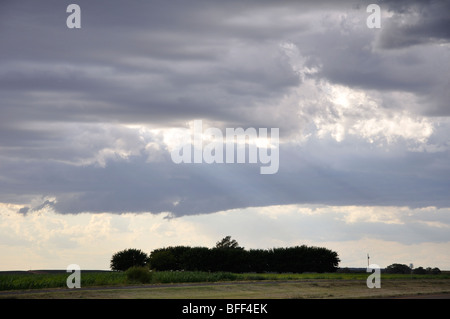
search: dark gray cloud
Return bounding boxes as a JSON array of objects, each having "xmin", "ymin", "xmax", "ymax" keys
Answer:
[
  {"xmin": 289, "ymin": 1, "xmax": 450, "ymax": 116},
  {"xmin": 1, "ymin": 138, "xmax": 449, "ymax": 216},
  {"xmin": 0, "ymin": 0, "xmax": 306, "ymax": 129},
  {"xmin": 379, "ymin": 0, "xmax": 450, "ymax": 48},
  {"xmin": 1, "ymin": 0, "xmax": 449, "ymax": 217}
]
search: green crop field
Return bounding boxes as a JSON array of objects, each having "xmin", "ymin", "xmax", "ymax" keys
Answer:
[
  {"xmin": 2, "ymin": 270, "xmax": 450, "ymax": 291},
  {"xmin": 1, "ymin": 271, "xmax": 450, "ymax": 299}
]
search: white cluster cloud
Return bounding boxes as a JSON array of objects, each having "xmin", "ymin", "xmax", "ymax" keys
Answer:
[{"xmin": 297, "ymin": 79, "xmax": 434, "ymax": 145}]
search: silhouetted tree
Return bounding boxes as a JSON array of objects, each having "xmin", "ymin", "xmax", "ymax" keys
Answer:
[
  {"xmin": 148, "ymin": 246, "xmax": 191, "ymax": 271},
  {"xmin": 426, "ymin": 267, "xmax": 441, "ymax": 275},
  {"xmin": 146, "ymin": 239, "xmax": 340, "ymax": 273},
  {"xmin": 215, "ymin": 236, "xmax": 242, "ymax": 249},
  {"xmin": 386, "ymin": 263, "xmax": 411, "ymax": 274},
  {"xmin": 413, "ymin": 266, "xmax": 427, "ymax": 275},
  {"xmin": 110, "ymin": 248, "xmax": 149, "ymax": 271}
]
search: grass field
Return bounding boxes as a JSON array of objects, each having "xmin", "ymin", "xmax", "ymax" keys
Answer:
[
  {"xmin": 2, "ymin": 270, "xmax": 449, "ymax": 291},
  {"xmin": 1, "ymin": 271, "xmax": 450, "ymax": 298}
]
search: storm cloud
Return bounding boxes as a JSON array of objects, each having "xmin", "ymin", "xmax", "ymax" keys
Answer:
[{"xmin": 0, "ymin": 0, "xmax": 449, "ymax": 218}]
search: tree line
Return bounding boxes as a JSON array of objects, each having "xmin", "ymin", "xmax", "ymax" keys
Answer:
[
  {"xmin": 110, "ymin": 236, "xmax": 340, "ymax": 273},
  {"xmin": 385, "ymin": 263, "xmax": 441, "ymax": 275}
]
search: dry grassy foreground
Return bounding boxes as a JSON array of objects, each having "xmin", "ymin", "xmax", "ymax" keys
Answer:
[{"xmin": 2, "ymin": 278, "xmax": 450, "ymax": 299}]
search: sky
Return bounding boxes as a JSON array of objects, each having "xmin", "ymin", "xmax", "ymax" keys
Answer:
[{"xmin": 1, "ymin": 0, "xmax": 449, "ymax": 271}]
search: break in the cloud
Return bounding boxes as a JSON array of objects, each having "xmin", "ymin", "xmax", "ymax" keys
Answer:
[
  {"xmin": 1, "ymin": 203, "xmax": 450, "ymax": 270},
  {"xmin": 0, "ymin": 0, "xmax": 449, "ymax": 268}
]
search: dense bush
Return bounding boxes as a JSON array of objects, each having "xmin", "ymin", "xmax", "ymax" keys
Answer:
[
  {"xmin": 149, "ymin": 246, "xmax": 189, "ymax": 271},
  {"xmin": 125, "ymin": 266, "xmax": 152, "ymax": 284},
  {"xmin": 426, "ymin": 267, "xmax": 441, "ymax": 275},
  {"xmin": 413, "ymin": 266, "xmax": 441, "ymax": 275},
  {"xmin": 386, "ymin": 263, "xmax": 412, "ymax": 274},
  {"xmin": 386, "ymin": 263, "xmax": 442, "ymax": 275},
  {"xmin": 148, "ymin": 245, "xmax": 340, "ymax": 273},
  {"xmin": 386, "ymin": 264, "xmax": 411, "ymax": 274}
]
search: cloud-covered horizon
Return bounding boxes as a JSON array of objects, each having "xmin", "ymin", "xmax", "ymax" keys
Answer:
[{"xmin": 2, "ymin": 202, "xmax": 450, "ymax": 270}]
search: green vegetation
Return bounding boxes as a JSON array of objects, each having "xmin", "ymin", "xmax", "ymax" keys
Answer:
[
  {"xmin": 215, "ymin": 235, "xmax": 241, "ymax": 249},
  {"xmin": 110, "ymin": 248, "xmax": 149, "ymax": 271},
  {"xmin": 1, "ymin": 237, "xmax": 446, "ymax": 295},
  {"xmin": 106, "ymin": 236, "xmax": 340, "ymax": 275},
  {"xmin": 1, "ymin": 272, "xmax": 450, "ymax": 299},
  {"xmin": 0, "ymin": 271, "xmax": 126, "ymax": 291},
  {"xmin": 1, "ymin": 270, "xmax": 449, "ymax": 292},
  {"xmin": 126, "ymin": 267, "xmax": 152, "ymax": 284},
  {"xmin": 148, "ymin": 237, "xmax": 340, "ymax": 273},
  {"xmin": 385, "ymin": 263, "xmax": 441, "ymax": 275}
]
